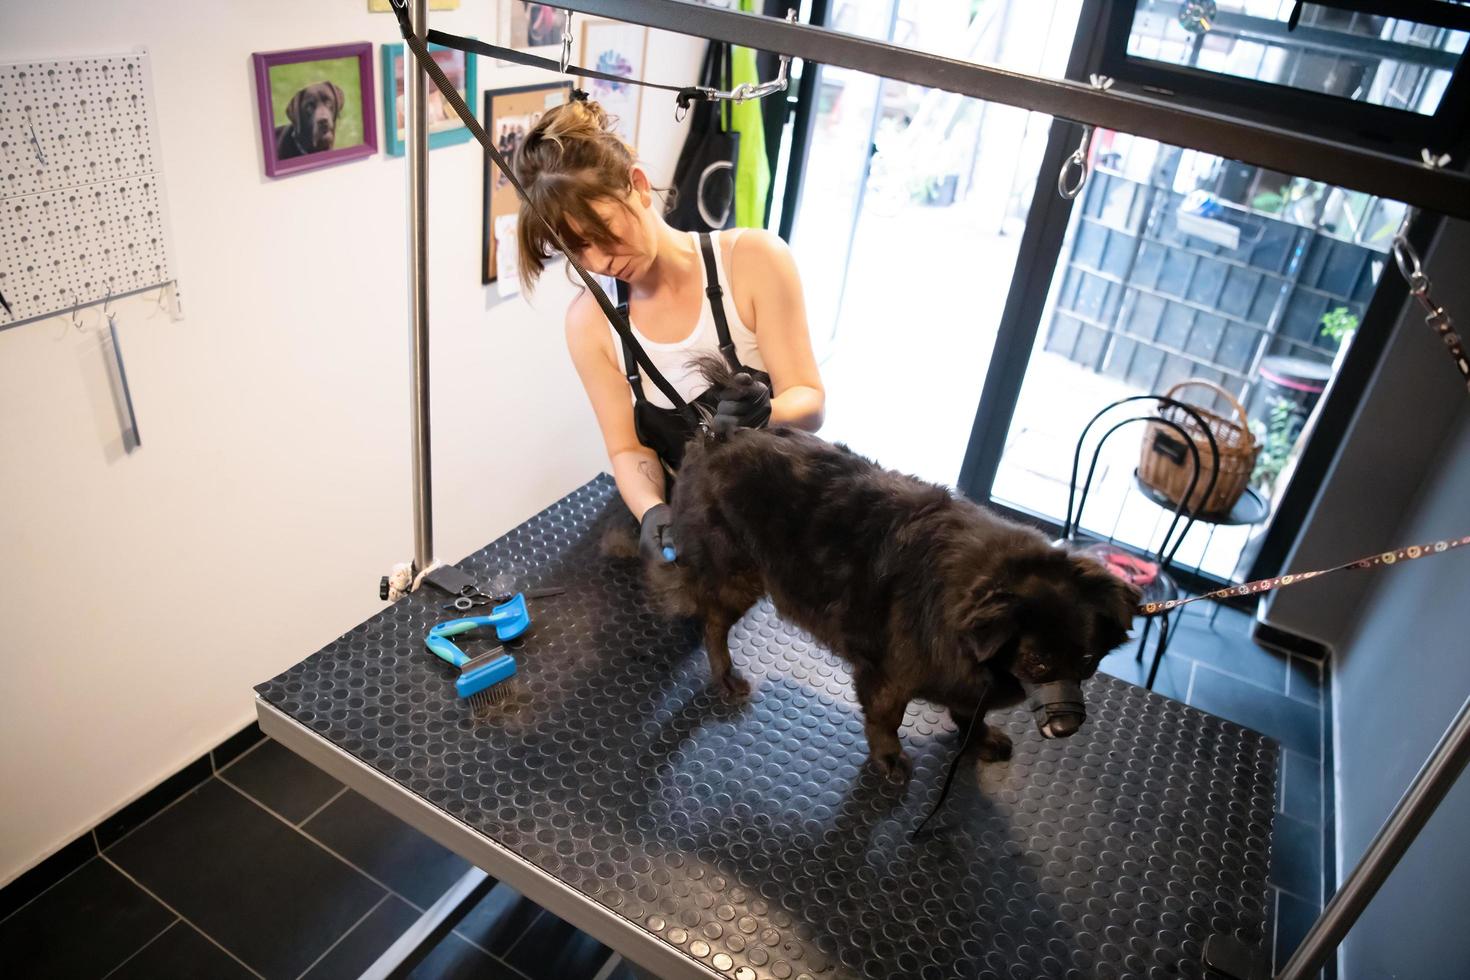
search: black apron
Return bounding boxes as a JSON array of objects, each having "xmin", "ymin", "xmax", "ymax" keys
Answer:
[{"xmin": 616, "ymin": 232, "xmax": 771, "ymax": 474}]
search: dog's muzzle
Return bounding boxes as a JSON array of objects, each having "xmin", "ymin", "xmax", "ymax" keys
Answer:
[{"xmin": 1022, "ymin": 679, "xmax": 1086, "ymax": 739}]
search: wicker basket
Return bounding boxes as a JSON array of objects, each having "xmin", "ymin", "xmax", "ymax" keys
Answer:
[{"xmin": 1138, "ymin": 379, "xmax": 1259, "ymax": 516}]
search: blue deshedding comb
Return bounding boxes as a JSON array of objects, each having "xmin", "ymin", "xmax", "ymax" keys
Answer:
[{"xmin": 424, "ymin": 593, "xmax": 531, "ymax": 716}]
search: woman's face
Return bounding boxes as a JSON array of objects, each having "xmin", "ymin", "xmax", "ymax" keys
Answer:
[{"xmin": 572, "ymin": 167, "xmax": 659, "ymax": 281}]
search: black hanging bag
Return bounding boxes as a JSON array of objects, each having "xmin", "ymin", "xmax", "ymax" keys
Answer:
[{"xmin": 665, "ymin": 42, "xmax": 739, "ymax": 232}]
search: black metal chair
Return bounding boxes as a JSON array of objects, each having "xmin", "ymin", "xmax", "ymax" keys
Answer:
[{"xmin": 1056, "ymin": 395, "xmax": 1221, "ymax": 690}]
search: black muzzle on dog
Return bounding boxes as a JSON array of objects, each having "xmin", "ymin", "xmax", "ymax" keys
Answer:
[{"xmin": 1022, "ymin": 679, "xmax": 1086, "ymax": 739}]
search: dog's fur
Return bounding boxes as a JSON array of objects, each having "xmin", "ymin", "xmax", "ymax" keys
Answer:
[
  {"xmin": 646, "ymin": 359, "xmax": 1139, "ymax": 782},
  {"xmin": 274, "ymin": 81, "xmax": 344, "ymax": 159}
]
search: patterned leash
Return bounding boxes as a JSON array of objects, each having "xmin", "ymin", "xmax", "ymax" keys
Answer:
[
  {"xmin": 1143, "ymin": 154, "xmax": 1468, "ymax": 617},
  {"xmin": 1140, "ymin": 535, "xmax": 1470, "ymax": 616}
]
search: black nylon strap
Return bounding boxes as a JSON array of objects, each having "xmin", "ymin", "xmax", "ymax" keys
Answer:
[
  {"xmin": 697, "ymin": 233, "xmax": 740, "ymax": 368},
  {"xmin": 614, "ymin": 279, "xmax": 645, "ymax": 400},
  {"xmin": 388, "ymin": 2, "xmax": 691, "ymax": 411},
  {"xmin": 425, "ymin": 28, "xmax": 711, "ymax": 108}
]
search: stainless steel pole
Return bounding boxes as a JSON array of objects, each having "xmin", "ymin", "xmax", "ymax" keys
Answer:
[
  {"xmin": 1277, "ymin": 693, "xmax": 1470, "ymax": 979},
  {"xmin": 406, "ymin": 0, "xmax": 434, "ymax": 573}
]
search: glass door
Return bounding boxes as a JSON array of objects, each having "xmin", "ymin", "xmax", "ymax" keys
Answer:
[{"xmin": 785, "ymin": 0, "xmax": 1081, "ymax": 483}]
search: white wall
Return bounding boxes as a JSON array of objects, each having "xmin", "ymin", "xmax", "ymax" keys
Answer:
[{"xmin": 0, "ymin": 0, "xmax": 704, "ymax": 886}]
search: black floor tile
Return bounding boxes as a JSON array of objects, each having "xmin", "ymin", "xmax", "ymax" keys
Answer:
[
  {"xmin": 409, "ymin": 932, "xmax": 522, "ymax": 980},
  {"xmin": 108, "ymin": 920, "xmax": 256, "ymax": 980},
  {"xmin": 1281, "ymin": 750, "xmax": 1323, "ymax": 826},
  {"xmin": 303, "ymin": 789, "xmax": 472, "ymax": 909},
  {"xmin": 1167, "ymin": 617, "xmax": 1288, "ymax": 694},
  {"xmin": 503, "ymin": 909, "xmax": 611, "ymax": 980},
  {"xmin": 302, "ymin": 895, "xmax": 419, "ymax": 980},
  {"xmin": 453, "ymin": 882, "xmax": 544, "ymax": 955},
  {"xmin": 0, "ymin": 857, "xmax": 173, "ymax": 980},
  {"xmin": 1274, "ymin": 887, "xmax": 1322, "ymax": 972},
  {"xmin": 1189, "ymin": 663, "xmax": 1321, "ymax": 759},
  {"xmin": 96, "ymin": 754, "xmax": 214, "ymax": 850},
  {"xmin": 1285, "ymin": 655, "xmax": 1323, "ymax": 706},
  {"xmin": 0, "ymin": 830, "xmax": 96, "ymax": 922},
  {"xmin": 1100, "ymin": 643, "xmax": 1191, "ymax": 702},
  {"xmin": 1272, "ymin": 810, "xmax": 1323, "ymax": 904},
  {"xmin": 220, "ymin": 738, "xmax": 343, "ymax": 824},
  {"xmin": 106, "ymin": 777, "xmax": 383, "ymax": 980},
  {"xmin": 213, "ymin": 721, "xmax": 267, "ymax": 771}
]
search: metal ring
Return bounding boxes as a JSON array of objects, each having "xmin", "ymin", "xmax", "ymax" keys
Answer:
[
  {"xmin": 1058, "ymin": 150, "xmax": 1088, "ymax": 200},
  {"xmin": 1392, "ymin": 236, "xmax": 1423, "ymax": 285}
]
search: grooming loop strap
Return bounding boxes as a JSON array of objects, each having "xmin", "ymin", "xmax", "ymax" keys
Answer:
[{"xmin": 1393, "ymin": 155, "xmax": 1468, "ymax": 392}]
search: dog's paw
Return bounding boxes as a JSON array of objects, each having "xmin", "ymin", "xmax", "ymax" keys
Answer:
[
  {"xmin": 872, "ymin": 749, "xmax": 913, "ymax": 785},
  {"xmin": 977, "ymin": 727, "xmax": 1012, "ymax": 762},
  {"xmin": 714, "ymin": 670, "xmax": 752, "ymax": 700}
]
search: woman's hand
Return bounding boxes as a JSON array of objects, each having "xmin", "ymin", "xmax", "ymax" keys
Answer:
[
  {"xmin": 639, "ymin": 503, "xmax": 677, "ymax": 563},
  {"xmin": 713, "ymin": 372, "xmax": 772, "ymax": 432}
]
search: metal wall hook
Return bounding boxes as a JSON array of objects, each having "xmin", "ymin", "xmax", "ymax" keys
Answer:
[
  {"xmin": 70, "ymin": 292, "xmax": 83, "ymax": 330},
  {"xmin": 560, "ymin": 11, "xmax": 574, "ymax": 75},
  {"xmin": 1057, "ymin": 75, "xmax": 1113, "ymax": 200}
]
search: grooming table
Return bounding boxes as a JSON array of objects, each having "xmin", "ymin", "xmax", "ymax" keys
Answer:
[{"xmin": 256, "ymin": 477, "xmax": 1276, "ymax": 980}]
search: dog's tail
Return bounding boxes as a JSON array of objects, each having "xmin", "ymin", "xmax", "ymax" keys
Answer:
[{"xmin": 686, "ymin": 351, "xmax": 765, "ymax": 439}]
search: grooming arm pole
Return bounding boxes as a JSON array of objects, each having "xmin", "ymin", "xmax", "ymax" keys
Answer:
[
  {"xmin": 406, "ymin": 0, "xmax": 434, "ymax": 573},
  {"xmin": 1275, "ymin": 692, "xmax": 1470, "ymax": 979}
]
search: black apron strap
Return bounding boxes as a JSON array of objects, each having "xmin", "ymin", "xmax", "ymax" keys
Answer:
[
  {"xmin": 698, "ymin": 233, "xmax": 741, "ymax": 370},
  {"xmin": 614, "ymin": 279, "xmax": 646, "ymax": 403}
]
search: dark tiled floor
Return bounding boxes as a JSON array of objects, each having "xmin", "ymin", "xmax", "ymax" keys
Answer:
[
  {"xmin": 1101, "ymin": 603, "xmax": 1330, "ymax": 973},
  {"xmin": 5, "ymin": 601, "xmax": 1326, "ymax": 979}
]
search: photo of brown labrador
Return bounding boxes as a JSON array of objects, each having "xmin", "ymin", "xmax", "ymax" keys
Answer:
[
  {"xmin": 646, "ymin": 357, "xmax": 1140, "ymax": 784},
  {"xmin": 274, "ymin": 81, "xmax": 344, "ymax": 159}
]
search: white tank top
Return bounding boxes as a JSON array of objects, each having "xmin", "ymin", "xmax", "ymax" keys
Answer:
[{"xmin": 606, "ymin": 230, "xmax": 765, "ymax": 410}]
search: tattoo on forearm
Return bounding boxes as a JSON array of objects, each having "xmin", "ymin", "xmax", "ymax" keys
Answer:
[{"xmin": 636, "ymin": 459, "xmax": 663, "ymax": 493}]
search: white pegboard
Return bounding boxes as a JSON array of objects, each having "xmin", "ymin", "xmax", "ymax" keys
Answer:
[{"xmin": 1, "ymin": 50, "xmax": 178, "ymax": 328}]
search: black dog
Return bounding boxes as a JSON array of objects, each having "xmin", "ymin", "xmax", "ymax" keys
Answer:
[
  {"xmin": 275, "ymin": 81, "xmax": 344, "ymax": 159},
  {"xmin": 646, "ymin": 361, "xmax": 1139, "ymax": 783}
]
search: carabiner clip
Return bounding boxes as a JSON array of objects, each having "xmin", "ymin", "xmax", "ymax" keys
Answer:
[{"xmin": 559, "ymin": 11, "xmax": 574, "ymax": 75}]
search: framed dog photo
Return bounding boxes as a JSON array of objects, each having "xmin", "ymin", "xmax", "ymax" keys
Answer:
[
  {"xmin": 381, "ymin": 41, "xmax": 478, "ymax": 156},
  {"xmin": 253, "ymin": 43, "xmax": 377, "ymax": 178},
  {"xmin": 482, "ymin": 82, "xmax": 571, "ymax": 285}
]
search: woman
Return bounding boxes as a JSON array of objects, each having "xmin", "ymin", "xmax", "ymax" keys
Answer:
[{"xmin": 515, "ymin": 99, "xmax": 825, "ymax": 560}]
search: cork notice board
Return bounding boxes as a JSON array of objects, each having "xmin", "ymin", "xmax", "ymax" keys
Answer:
[{"xmin": 481, "ymin": 82, "xmax": 571, "ymax": 285}]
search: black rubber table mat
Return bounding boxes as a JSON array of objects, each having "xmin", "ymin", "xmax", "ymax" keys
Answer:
[{"xmin": 258, "ymin": 476, "xmax": 1276, "ymax": 980}]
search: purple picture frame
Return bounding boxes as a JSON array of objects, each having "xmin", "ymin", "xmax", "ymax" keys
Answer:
[{"xmin": 253, "ymin": 43, "xmax": 377, "ymax": 178}]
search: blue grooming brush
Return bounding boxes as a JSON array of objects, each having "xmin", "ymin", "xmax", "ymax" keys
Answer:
[{"xmin": 424, "ymin": 593, "xmax": 531, "ymax": 715}]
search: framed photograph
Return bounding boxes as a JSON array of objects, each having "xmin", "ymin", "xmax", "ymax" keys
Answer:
[
  {"xmin": 482, "ymin": 83, "xmax": 572, "ymax": 286},
  {"xmin": 368, "ymin": 0, "xmax": 459, "ymax": 10},
  {"xmin": 579, "ymin": 20, "xmax": 648, "ymax": 145},
  {"xmin": 381, "ymin": 42, "xmax": 477, "ymax": 155},
  {"xmin": 253, "ymin": 43, "xmax": 377, "ymax": 178},
  {"xmin": 498, "ymin": 2, "xmax": 565, "ymax": 58}
]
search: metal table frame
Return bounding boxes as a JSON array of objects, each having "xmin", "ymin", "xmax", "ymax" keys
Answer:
[
  {"xmin": 258, "ymin": 699, "xmax": 717, "ymax": 980},
  {"xmin": 373, "ymin": 2, "xmax": 1470, "ymax": 978}
]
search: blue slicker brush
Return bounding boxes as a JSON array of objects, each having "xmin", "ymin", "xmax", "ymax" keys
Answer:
[{"xmin": 424, "ymin": 594, "xmax": 531, "ymax": 716}]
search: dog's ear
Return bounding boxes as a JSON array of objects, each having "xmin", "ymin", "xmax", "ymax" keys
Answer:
[
  {"xmin": 960, "ymin": 588, "xmax": 1019, "ymax": 662},
  {"xmin": 329, "ymin": 82, "xmax": 345, "ymax": 120},
  {"xmin": 285, "ymin": 89, "xmax": 304, "ymax": 128},
  {"xmin": 1068, "ymin": 553, "xmax": 1140, "ymax": 645}
]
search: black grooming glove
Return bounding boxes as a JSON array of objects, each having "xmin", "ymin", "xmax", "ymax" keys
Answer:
[
  {"xmin": 639, "ymin": 503, "xmax": 677, "ymax": 563},
  {"xmin": 713, "ymin": 372, "xmax": 772, "ymax": 432}
]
